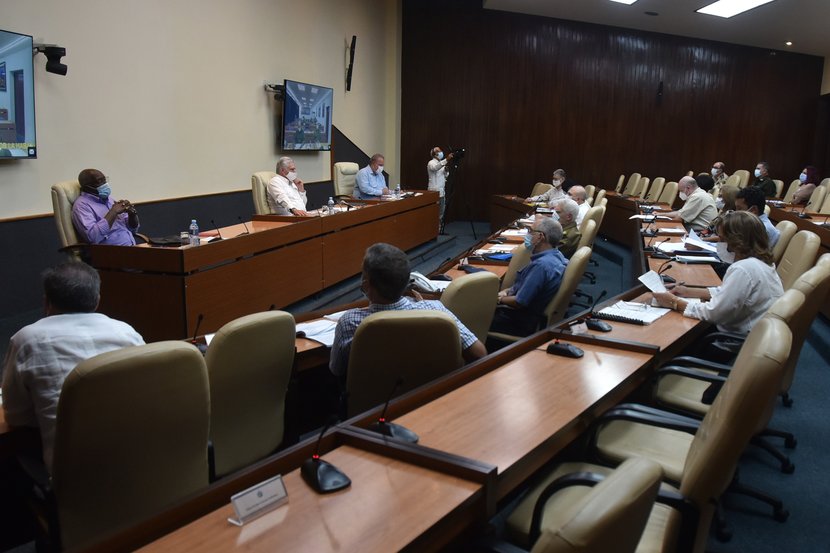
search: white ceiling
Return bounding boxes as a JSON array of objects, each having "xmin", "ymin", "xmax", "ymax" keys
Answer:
[{"xmin": 483, "ymin": 0, "xmax": 830, "ymax": 59}]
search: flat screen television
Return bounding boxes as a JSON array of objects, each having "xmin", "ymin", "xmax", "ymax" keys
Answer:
[
  {"xmin": 281, "ymin": 79, "xmax": 332, "ymax": 151},
  {"xmin": 0, "ymin": 28, "xmax": 36, "ymax": 158}
]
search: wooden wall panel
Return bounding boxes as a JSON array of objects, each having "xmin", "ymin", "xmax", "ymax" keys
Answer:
[{"xmin": 401, "ymin": 0, "xmax": 824, "ymax": 221}]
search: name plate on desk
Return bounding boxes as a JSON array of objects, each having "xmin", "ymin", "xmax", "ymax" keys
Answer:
[{"xmin": 227, "ymin": 474, "xmax": 288, "ymax": 526}]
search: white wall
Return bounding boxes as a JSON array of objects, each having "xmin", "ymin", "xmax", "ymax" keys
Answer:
[{"xmin": 0, "ymin": 0, "xmax": 401, "ymax": 219}]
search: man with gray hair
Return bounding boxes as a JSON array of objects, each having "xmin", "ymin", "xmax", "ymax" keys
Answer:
[
  {"xmin": 664, "ymin": 175, "xmax": 718, "ymax": 231},
  {"xmin": 2, "ymin": 262, "xmax": 144, "ymax": 471},
  {"xmin": 491, "ymin": 217, "xmax": 568, "ymax": 338},
  {"xmin": 355, "ymin": 153, "xmax": 390, "ymax": 199},
  {"xmin": 267, "ymin": 156, "xmax": 308, "ymax": 216},
  {"xmin": 552, "ymin": 197, "xmax": 582, "ymax": 258},
  {"xmin": 567, "ymin": 185, "xmax": 590, "ymax": 226}
]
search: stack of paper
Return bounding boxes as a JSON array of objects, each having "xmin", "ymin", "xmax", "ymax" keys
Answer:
[{"xmin": 296, "ymin": 319, "xmax": 338, "ymax": 346}]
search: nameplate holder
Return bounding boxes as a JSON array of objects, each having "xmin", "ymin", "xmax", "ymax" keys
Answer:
[{"xmin": 227, "ymin": 474, "xmax": 288, "ymax": 526}]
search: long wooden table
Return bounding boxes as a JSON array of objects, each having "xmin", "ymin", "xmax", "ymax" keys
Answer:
[{"xmin": 88, "ymin": 193, "xmax": 439, "ymax": 342}]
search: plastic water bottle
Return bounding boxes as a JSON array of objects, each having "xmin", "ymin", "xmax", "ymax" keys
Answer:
[
  {"xmin": 327, "ymin": 197, "xmax": 335, "ymax": 215},
  {"xmin": 189, "ymin": 219, "xmax": 200, "ymax": 246},
  {"xmin": 395, "ymin": 184, "xmax": 401, "ymax": 199}
]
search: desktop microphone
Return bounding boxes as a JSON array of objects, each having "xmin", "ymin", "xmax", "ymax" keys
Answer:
[
  {"xmin": 301, "ymin": 416, "xmax": 351, "ymax": 494},
  {"xmin": 657, "ymin": 261, "xmax": 676, "ymax": 283},
  {"xmin": 236, "ymin": 216, "xmax": 251, "ymax": 236},
  {"xmin": 641, "ymin": 220, "xmax": 658, "ymax": 238},
  {"xmin": 798, "ymin": 201, "xmax": 813, "ymax": 219},
  {"xmin": 209, "ymin": 219, "xmax": 225, "ymax": 242},
  {"xmin": 649, "ymin": 238, "xmax": 672, "ymax": 258},
  {"xmin": 367, "ymin": 378, "xmax": 419, "ymax": 443},
  {"xmin": 585, "ymin": 290, "xmax": 612, "ymax": 332}
]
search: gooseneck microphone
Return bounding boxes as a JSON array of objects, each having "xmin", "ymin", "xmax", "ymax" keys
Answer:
[
  {"xmin": 237, "ymin": 216, "xmax": 251, "ymax": 235},
  {"xmin": 210, "ymin": 219, "xmax": 225, "ymax": 241},
  {"xmin": 798, "ymin": 201, "xmax": 813, "ymax": 219},
  {"xmin": 301, "ymin": 416, "xmax": 351, "ymax": 494},
  {"xmin": 649, "ymin": 238, "xmax": 672, "ymax": 259},
  {"xmin": 657, "ymin": 261, "xmax": 676, "ymax": 283},
  {"xmin": 585, "ymin": 290, "xmax": 612, "ymax": 332},
  {"xmin": 368, "ymin": 378, "xmax": 419, "ymax": 443}
]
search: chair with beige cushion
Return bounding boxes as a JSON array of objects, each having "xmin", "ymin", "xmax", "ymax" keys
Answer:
[
  {"xmin": 501, "ymin": 244, "xmax": 533, "ymax": 291},
  {"xmin": 621, "ymin": 173, "xmax": 641, "ymax": 196},
  {"xmin": 656, "ymin": 180, "xmax": 678, "ymax": 205},
  {"xmin": 440, "ymin": 271, "xmax": 500, "ymax": 343},
  {"xmin": 781, "ymin": 180, "xmax": 800, "ymax": 204},
  {"xmin": 772, "ymin": 179, "xmax": 784, "ymax": 198},
  {"xmin": 777, "ymin": 230, "xmax": 820, "ymax": 290},
  {"xmin": 333, "ymin": 161, "xmax": 360, "ymax": 198},
  {"xmin": 583, "ymin": 184, "xmax": 595, "ymax": 203},
  {"xmin": 530, "ymin": 182, "xmax": 553, "ymax": 198},
  {"xmin": 206, "ymin": 311, "xmax": 296, "ymax": 479},
  {"xmin": 733, "ymin": 169, "xmax": 750, "ymax": 188},
  {"xmin": 593, "ymin": 188, "xmax": 606, "ymax": 207},
  {"xmin": 771, "ymin": 220, "xmax": 797, "ymax": 265},
  {"xmin": 809, "ymin": 183, "xmax": 829, "ymax": 213},
  {"xmin": 614, "ymin": 174, "xmax": 625, "ymax": 193},
  {"xmin": 632, "ymin": 177, "xmax": 650, "ymax": 200},
  {"xmin": 346, "ymin": 310, "xmax": 462, "ymax": 417},
  {"xmin": 45, "ymin": 342, "xmax": 210, "ymax": 550},
  {"xmin": 251, "ymin": 171, "xmax": 276, "ymax": 215},
  {"xmin": 576, "ymin": 219, "xmax": 597, "ymax": 250},
  {"xmin": 507, "ymin": 316, "xmax": 791, "ymax": 553},
  {"xmin": 50, "ymin": 180, "xmax": 84, "ymax": 252},
  {"xmin": 648, "ymin": 177, "xmax": 665, "ymax": 203}
]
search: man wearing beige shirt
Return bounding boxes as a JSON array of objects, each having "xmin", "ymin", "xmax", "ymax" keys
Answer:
[{"xmin": 664, "ymin": 176, "xmax": 718, "ymax": 231}]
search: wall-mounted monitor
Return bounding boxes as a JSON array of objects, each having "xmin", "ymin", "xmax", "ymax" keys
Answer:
[
  {"xmin": 282, "ymin": 79, "xmax": 332, "ymax": 151},
  {"xmin": 0, "ymin": 28, "xmax": 36, "ymax": 159}
]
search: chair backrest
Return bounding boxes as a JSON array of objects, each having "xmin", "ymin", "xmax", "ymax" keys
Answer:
[
  {"xmin": 733, "ymin": 169, "xmax": 750, "ymax": 188},
  {"xmin": 583, "ymin": 184, "xmax": 595, "ymax": 202},
  {"xmin": 501, "ymin": 244, "xmax": 533, "ymax": 291},
  {"xmin": 648, "ymin": 177, "xmax": 665, "ymax": 202},
  {"xmin": 251, "ymin": 171, "xmax": 276, "ymax": 215},
  {"xmin": 810, "ymin": 183, "xmax": 829, "ymax": 213},
  {"xmin": 580, "ymin": 205, "xmax": 605, "ymax": 236},
  {"xmin": 594, "ymin": 189, "xmax": 606, "ymax": 207},
  {"xmin": 680, "ymin": 317, "xmax": 790, "ymax": 552},
  {"xmin": 333, "ymin": 162, "xmax": 360, "ymax": 197},
  {"xmin": 771, "ymin": 220, "xmax": 797, "ymax": 265},
  {"xmin": 51, "ymin": 180, "xmax": 83, "ymax": 248},
  {"xmin": 773, "ymin": 179, "xmax": 784, "ymax": 198},
  {"xmin": 543, "ymin": 246, "xmax": 592, "ymax": 327},
  {"xmin": 614, "ymin": 174, "xmax": 625, "ymax": 193},
  {"xmin": 777, "ymin": 230, "xmax": 820, "ymax": 290},
  {"xmin": 577, "ymin": 220, "xmax": 597, "ymax": 250},
  {"xmin": 531, "ymin": 182, "xmax": 553, "ymax": 198},
  {"xmin": 52, "ymin": 342, "xmax": 210, "ymax": 549},
  {"xmin": 724, "ymin": 173, "xmax": 741, "ymax": 189},
  {"xmin": 530, "ymin": 458, "xmax": 663, "ymax": 553},
  {"xmin": 782, "ymin": 179, "xmax": 801, "ymax": 204},
  {"xmin": 440, "ymin": 271, "xmax": 500, "ymax": 343},
  {"xmin": 205, "ymin": 311, "xmax": 296, "ymax": 478},
  {"xmin": 634, "ymin": 177, "xmax": 650, "ymax": 200},
  {"xmin": 621, "ymin": 173, "xmax": 641, "ymax": 196},
  {"xmin": 346, "ymin": 310, "xmax": 462, "ymax": 417},
  {"xmin": 656, "ymin": 181, "xmax": 678, "ymax": 205}
]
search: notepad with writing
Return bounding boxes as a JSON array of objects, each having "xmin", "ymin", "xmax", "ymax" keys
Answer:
[{"xmin": 595, "ymin": 301, "xmax": 671, "ymax": 325}]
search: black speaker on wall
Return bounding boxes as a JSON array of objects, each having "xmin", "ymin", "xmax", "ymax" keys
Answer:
[{"xmin": 346, "ymin": 35, "xmax": 357, "ymax": 91}]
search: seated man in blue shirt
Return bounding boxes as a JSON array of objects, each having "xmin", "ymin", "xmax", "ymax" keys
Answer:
[
  {"xmin": 490, "ymin": 217, "xmax": 568, "ymax": 337},
  {"xmin": 735, "ymin": 185, "xmax": 780, "ymax": 248},
  {"xmin": 355, "ymin": 153, "xmax": 390, "ymax": 199},
  {"xmin": 330, "ymin": 243, "xmax": 486, "ymax": 378}
]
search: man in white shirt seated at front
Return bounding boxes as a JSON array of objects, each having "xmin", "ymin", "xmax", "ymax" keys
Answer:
[
  {"xmin": 267, "ymin": 156, "xmax": 309, "ymax": 216},
  {"xmin": 567, "ymin": 185, "xmax": 590, "ymax": 226}
]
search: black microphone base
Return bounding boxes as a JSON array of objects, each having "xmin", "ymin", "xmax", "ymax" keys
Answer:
[
  {"xmin": 301, "ymin": 458, "xmax": 351, "ymax": 494},
  {"xmin": 368, "ymin": 421, "xmax": 419, "ymax": 443},
  {"xmin": 586, "ymin": 317, "xmax": 613, "ymax": 332},
  {"xmin": 641, "ymin": 231, "xmax": 658, "ymax": 238},
  {"xmin": 798, "ymin": 213, "xmax": 812, "ymax": 219},
  {"xmin": 650, "ymin": 252, "xmax": 671, "ymax": 259}
]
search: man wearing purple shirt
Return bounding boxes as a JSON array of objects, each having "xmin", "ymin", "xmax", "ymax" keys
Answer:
[{"xmin": 71, "ymin": 168, "xmax": 140, "ymax": 246}]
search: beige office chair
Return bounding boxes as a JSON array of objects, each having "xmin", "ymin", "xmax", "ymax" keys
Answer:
[
  {"xmin": 251, "ymin": 171, "xmax": 276, "ymax": 215},
  {"xmin": 576, "ymin": 220, "xmax": 597, "ymax": 250},
  {"xmin": 633, "ymin": 177, "xmax": 650, "ymax": 200},
  {"xmin": 507, "ymin": 317, "xmax": 791, "ymax": 553},
  {"xmin": 49, "ymin": 342, "xmax": 210, "ymax": 550},
  {"xmin": 346, "ymin": 310, "xmax": 462, "ymax": 417},
  {"xmin": 501, "ymin": 245, "xmax": 533, "ymax": 291},
  {"xmin": 656, "ymin": 181, "xmax": 678, "ymax": 205},
  {"xmin": 777, "ymin": 230, "xmax": 820, "ymax": 290},
  {"xmin": 782, "ymin": 180, "xmax": 800, "ymax": 204},
  {"xmin": 772, "ymin": 179, "xmax": 784, "ymax": 198},
  {"xmin": 771, "ymin": 220, "xmax": 797, "ymax": 265},
  {"xmin": 733, "ymin": 169, "xmax": 750, "ymax": 188},
  {"xmin": 333, "ymin": 161, "xmax": 360, "ymax": 198},
  {"xmin": 580, "ymin": 205, "xmax": 605, "ymax": 234},
  {"xmin": 583, "ymin": 184, "xmax": 595, "ymax": 202},
  {"xmin": 723, "ymin": 173, "xmax": 741, "ymax": 190},
  {"xmin": 621, "ymin": 173, "xmax": 641, "ymax": 196},
  {"xmin": 593, "ymin": 189, "xmax": 606, "ymax": 207},
  {"xmin": 808, "ymin": 183, "xmax": 829, "ymax": 213},
  {"xmin": 50, "ymin": 180, "xmax": 83, "ymax": 251},
  {"xmin": 206, "ymin": 311, "xmax": 296, "ymax": 479},
  {"xmin": 530, "ymin": 182, "xmax": 553, "ymax": 198},
  {"xmin": 440, "ymin": 271, "xmax": 500, "ymax": 343},
  {"xmin": 648, "ymin": 177, "xmax": 665, "ymax": 202},
  {"xmin": 520, "ymin": 458, "xmax": 663, "ymax": 553},
  {"xmin": 614, "ymin": 174, "xmax": 625, "ymax": 193}
]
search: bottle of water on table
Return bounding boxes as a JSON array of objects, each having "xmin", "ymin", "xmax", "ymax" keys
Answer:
[
  {"xmin": 327, "ymin": 196, "xmax": 335, "ymax": 215},
  {"xmin": 189, "ymin": 219, "xmax": 200, "ymax": 246}
]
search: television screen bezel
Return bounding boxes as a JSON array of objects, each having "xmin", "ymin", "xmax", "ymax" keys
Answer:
[
  {"xmin": 0, "ymin": 27, "xmax": 37, "ymax": 159},
  {"xmin": 281, "ymin": 79, "xmax": 333, "ymax": 152}
]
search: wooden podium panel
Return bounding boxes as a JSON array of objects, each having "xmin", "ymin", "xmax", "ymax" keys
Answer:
[{"xmin": 490, "ymin": 195, "xmax": 531, "ymax": 232}]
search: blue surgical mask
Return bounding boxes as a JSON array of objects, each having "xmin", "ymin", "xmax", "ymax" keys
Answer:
[
  {"xmin": 754, "ymin": 169, "xmax": 762, "ymax": 178},
  {"xmin": 711, "ymin": 168, "xmax": 719, "ymax": 177},
  {"xmin": 523, "ymin": 234, "xmax": 534, "ymax": 250},
  {"xmin": 716, "ymin": 242, "xmax": 735, "ymax": 264},
  {"xmin": 97, "ymin": 183, "xmax": 112, "ymax": 200},
  {"xmin": 437, "ymin": 151, "xmax": 444, "ymax": 160},
  {"xmin": 800, "ymin": 173, "xmax": 808, "ymax": 183}
]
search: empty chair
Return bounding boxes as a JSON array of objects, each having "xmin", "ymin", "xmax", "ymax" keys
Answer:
[
  {"xmin": 577, "ymin": 219, "xmax": 597, "ymax": 250},
  {"xmin": 46, "ymin": 342, "xmax": 210, "ymax": 549},
  {"xmin": 440, "ymin": 271, "xmax": 500, "ymax": 343},
  {"xmin": 583, "ymin": 184, "xmax": 595, "ymax": 202},
  {"xmin": 634, "ymin": 176, "xmax": 650, "ymax": 200},
  {"xmin": 808, "ymin": 183, "xmax": 829, "ymax": 213},
  {"xmin": 733, "ymin": 169, "xmax": 750, "ymax": 188},
  {"xmin": 206, "ymin": 311, "xmax": 296, "ymax": 479},
  {"xmin": 530, "ymin": 182, "xmax": 553, "ymax": 198},
  {"xmin": 333, "ymin": 161, "xmax": 360, "ymax": 198},
  {"xmin": 614, "ymin": 174, "xmax": 625, "ymax": 193},
  {"xmin": 777, "ymin": 230, "xmax": 820, "ymax": 290},
  {"xmin": 771, "ymin": 220, "xmax": 797, "ymax": 265},
  {"xmin": 782, "ymin": 180, "xmax": 801, "ymax": 204},
  {"xmin": 772, "ymin": 179, "xmax": 784, "ymax": 198},
  {"xmin": 724, "ymin": 173, "xmax": 741, "ymax": 189},
  {"xmin": 346, "ymin": 310, "xmax": 462, "ymax": 416},
  {"xmin": 648, "ymin": 177, "xmax": 665, "ymax": 202},
  {"xmin": 656, "ymin": 180, "xmax": 678, "ymax": 205},
  {"xmin": 501, "ymin": 244, "xmax": 533, "ymax": 291},
  {"xmin": 51, "ymin": 180, "xmax": 84, "ymax": 252},
  {"xmin": 251, "ymin": 171, "xmax": 277, "ymax": 215},
  {"xmin": 594, "ymin": 188, "xmax": 606, "ymax": 207},
  {"xmin": 621, "ymin": 173, "xmax": 641, "ymax": 196}
]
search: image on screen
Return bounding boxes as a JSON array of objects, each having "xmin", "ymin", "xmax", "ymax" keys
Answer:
[
  {"xmin": 282, "ymin": 79, "xmax": 333, "ymax": 151},
  {"xmin": 0, "ymin": 28, "xmax": 36, "ymax": 159}
]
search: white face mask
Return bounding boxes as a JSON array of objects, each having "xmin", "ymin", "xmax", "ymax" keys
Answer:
[
  {"xmin": 800, "ymin": 173, "xmax": 808, "ymax": 183},
  {"xmin": 436, "ymin": 151, "xmax": 444, "ymax": 160},
  {"xmin": 716, "ymin": 242, "xmax": 735, "ymax": 264},
  {"xmin": 376, "ymin": 165, "xmax": 384, "ymax": 174},
  {"xmin": 711, "ymin": 168, "xmax": 719, "ymax": 177},
  {"xmin": 552, "ymin": 178, "xmax": 562, "ymax": 187},
  {"xmin": 286, "ymin": 171, "xmax": 298, "ymax": 182},
  {"xmin": 716, "ymin": 198, "xmax": 725, "ymax": 210},
  {"xmin": 679, "ymin": 191, "xmax": 688, "ymax": 201}
]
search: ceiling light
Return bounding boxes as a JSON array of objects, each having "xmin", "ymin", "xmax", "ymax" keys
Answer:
[
  {"xmin": 609, "ymin": 0, "xmax": 638, "ymax": 4},
  {"xmin": 785, "ymin": 41, "xmax": 793, "ymax": 46},
  {"xmin": 696, "ymin": 0, "xmax": 775, "ymax": 18}
]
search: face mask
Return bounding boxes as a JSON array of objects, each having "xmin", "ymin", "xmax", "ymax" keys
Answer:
[
  {"xmin": 716, "ymin": 242, "xmax": 735, "ymax": 264},
  {"xmin": 550, "ymin": 210, "xmax": 560, "ymax": 221},
  {"xmin": 552, "ymin": 179, "xmax": 562, "ymax": 187},
  {"xmin": 97, "ymin": 183, "xmax": 112, "ymax": 200},
  {"xmin": 800, "ymin": 173, "xmax": 808, "ymax": 183},
  {"xmin": 711, "ymin": 168, "xmax": 719, "ymax": 177},
  {"xmin": 523, "ymin": 234, "xmax": 534, "ymax": 250},
  {"xmin": 716, "ymin": 198, "xmax": 725, "ymax": 210},
  {"xmin": 679, "ymin": 191, "xmax": 688, "ymax": 201},
  {"xmin": 754, "ymin": 169, "xmax": 762, "ymax": 178},
  {"xmin": 436, "ymin": 151, "xmax": 444, "ymax": 160},
  {"xmin": 286, "ymin": 171, "xmax": 297, "ymax": 182},
  {"xmin": 377, "ymin": 165, "xmax": 384, "ymax": 174}
]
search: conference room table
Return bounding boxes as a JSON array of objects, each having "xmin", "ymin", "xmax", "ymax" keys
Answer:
[
  {"xmin": 79, "ymin": 191, "xmax": 725, "ymax": 553},
  {"xmin": 87, "ymin": 192, "xmax": 439, "ymax": 342}
]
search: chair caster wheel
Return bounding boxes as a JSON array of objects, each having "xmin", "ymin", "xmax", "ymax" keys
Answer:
[
  {"xmin": 781, "ymin": 461, "xmax": 795, "ymax": 474},
  {"xmin": 774, "ymin": 508, "xmax": 790, "ymax": 522},
  {"xmin": 785, "ymin": 436, "xmax": 797, "ymax": 449}
]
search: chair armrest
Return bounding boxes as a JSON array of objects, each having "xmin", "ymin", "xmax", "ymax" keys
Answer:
[
  {"xmin": 613, "ymin": 402, "xmax": 703, "ymax": 425},
  {"xmin": 656, "ymin": 366, "xmax": 730, "ymax": 382},
  {"xmin": 667, "ymin": 356, "xmax": 733, "ymax": 372},
  {"xmin": 596, "ymin": 406, "xmax": 701, "ymax": 435},
  {"xmin": 134, "ymin": 232, "xmax": 151, "ymax": 244},
  {"xmin": 529, "ymin": 471, "xmax": 605, "ymax": 544},
  {"xmin": 654, "ymin": 488, "xmax": 699, "ymax": 553},
  {"xmin": 487, "ymin": 331, "xmax": 522, "ymax": 344}
]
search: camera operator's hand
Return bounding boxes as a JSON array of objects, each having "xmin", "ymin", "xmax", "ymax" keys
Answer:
[{"xmin": 447, "ymin": 153, "xmax": 454, "ymax": 161}]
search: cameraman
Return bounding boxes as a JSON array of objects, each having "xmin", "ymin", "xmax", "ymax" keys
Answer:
[{"xmin": 428, "ymin": 146, "xmax": 454, "ymax": 233}]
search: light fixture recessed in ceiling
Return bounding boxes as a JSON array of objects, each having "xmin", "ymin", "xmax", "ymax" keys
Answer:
[
  {"xmin": 785, "ymin": 41, "xmax": 793, "ymax": 46},
  {"xmin": 696, "ymin": 0, "xmax": 776, "ymax": 19},
  {"xmin": 609, "ymin": 0, "xmax": 638, "ymax": 5}
]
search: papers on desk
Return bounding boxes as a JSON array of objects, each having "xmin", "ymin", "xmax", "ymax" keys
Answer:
[
  {"xmin": 676, "ymin": 255, "xmax": 721, "ymax": 264},
  {"xmin": 638, "ymin": 270, "xmax": 667, "ymax": 293},
  {"xmin": 323, "ymin": 310, "xmax": 347, "ymax": 322},
  {"xmin": 425, "ymin": 279, "xmax": 453, "ymax": 292},
  {"xmin": 594, "ymin": 301, "xmax": 671, "ymax": 325},
  {"xmin": 474, "ymin": 245, "xmax": 515, "ymax": 254},
  {"xmin": 518, "ymin": 216, "xmax": 536, "ymax": 225},
  {"xmin": 501, "ymin": 228, "xmax": 529, "ymax": 237},
  {"xmin": 657, "ymin": 228, "xmax": 687, "ymax": 235},
  {"xmin": 295, "ymin": 319, "xmax": 338, "ymax": 347},
  {"xmin": 685, "ymin": 229, "xmax": 718, "ymax": 253},
  {"xmin": 630, "ymin": 214, "xmax": 673, "ymax": 221}
]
